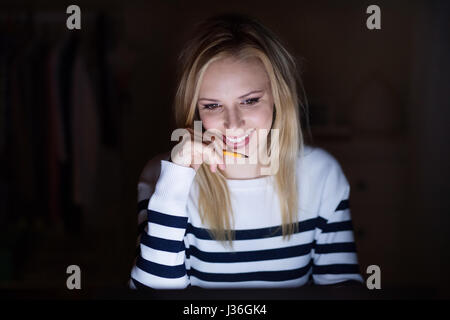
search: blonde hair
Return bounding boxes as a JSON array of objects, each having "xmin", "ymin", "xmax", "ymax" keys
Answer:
[{"xmin": 173, "ymin": 14, "xmax": 307, "ymax": 247}]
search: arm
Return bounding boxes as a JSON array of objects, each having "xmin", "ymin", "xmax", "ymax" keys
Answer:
[
  {"xmin": 311, "ymin": 160, "xmax": 365, "ymax": 286},
  {"xmin": 134, "ymin": 152, "xmax": 170, "ymax": 259},
  {"xmin": 129, "ymin": 155, "xmax": 196, "ymax": 289}
]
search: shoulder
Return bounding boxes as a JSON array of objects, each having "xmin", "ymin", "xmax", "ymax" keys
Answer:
[
  {"xmin": 299, "ymin": 144, "xmax": 345, "ymax": 182},
  {"xmin": 139, "ymin": 152, "xmax": 171, "ymax": 184},
  {"xmin": 297, "ymin": 145, "xmax": 350, "ymax": 212},
  {"xmin": 137, "ymin": 152, "xmax": 170, "ymax": 200}
]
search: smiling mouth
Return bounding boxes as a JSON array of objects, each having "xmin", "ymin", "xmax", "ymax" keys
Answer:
[{"xmin": 223, "ymin": 129, "xmax": 255, "ymax": 148}]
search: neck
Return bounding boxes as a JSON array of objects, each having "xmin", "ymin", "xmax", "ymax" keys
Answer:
[{"xmin": 221, "ymin": 163, "xmax": 267, "ymax": 180}]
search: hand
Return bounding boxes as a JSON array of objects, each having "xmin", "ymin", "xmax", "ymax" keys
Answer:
[{"xmin": 170, "ymin": 127, "xmax": 226, "ymax": 173}]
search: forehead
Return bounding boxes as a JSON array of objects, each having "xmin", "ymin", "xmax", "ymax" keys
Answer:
[{"xmin": 199, "ymin": 57, "xmax": 270, "ymax": 96}]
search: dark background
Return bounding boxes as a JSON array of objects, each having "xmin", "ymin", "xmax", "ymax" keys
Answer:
[{"xmin": 0, "ymin": 0, "xmax": 449, "ymax": 299}]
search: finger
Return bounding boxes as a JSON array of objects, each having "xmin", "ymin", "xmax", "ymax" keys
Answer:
[
  {"xmin": 201, "ymin": 140, "xmax": 216, "ymax": 163},
  {"xmin": 208, "ymin": 146, "xmax": 222, "ymax": 164},
  {"xmin": 204, "ymin": 129, "xmax": 224, "ymax": 149},
  {"xmin": 191, "ymin": 141, "xmax": 204, "ymax": 167},
  {"xmin": 204, "ymin": 147, "xmax": 220, "ymax": 172},
  {"xmin": 214, "ymin": 146, "xmax": 225, "ymax": 166},
  {"xmin": 212, "ymin": 151, "xmax": 226, "ymax": 172},
  {"xmin": 202, "ymin": 141, "xmax": 222, "ymax": 166}
]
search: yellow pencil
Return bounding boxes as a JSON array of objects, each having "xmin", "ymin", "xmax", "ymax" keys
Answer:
[{"xmin": 223, "ymin": 150, "xmax": 248, "ymax": 158}]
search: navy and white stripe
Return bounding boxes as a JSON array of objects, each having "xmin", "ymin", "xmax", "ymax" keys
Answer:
[
  {"xmin": 130, "ymin": 198, "xmax": 362, "ymax": 289},
  {"xmin": 311, "ymin": 198, "xmax": 362, "ymax": 285},
  {"xmin": 130, "ymin": 146, "xmax": 364, "ymax": 289}
]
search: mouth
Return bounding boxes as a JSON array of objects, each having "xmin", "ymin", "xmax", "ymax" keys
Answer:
[{"xmin": 223, "ymin": 129, "xmax": 255, "ymax": 149}]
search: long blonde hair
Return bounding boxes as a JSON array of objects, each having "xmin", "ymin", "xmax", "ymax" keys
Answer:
[{"xmin": 173, "ymin": 14, "xmax": 307, "ymax": 247}]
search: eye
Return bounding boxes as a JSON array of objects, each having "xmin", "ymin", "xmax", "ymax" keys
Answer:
[
  {"xmin": 202, "ymin": 103, "xmax": 221, "ymax": 110},
  {"xmin": 242, "ymin": 97, "xmax": 260, "ymax": 105}
]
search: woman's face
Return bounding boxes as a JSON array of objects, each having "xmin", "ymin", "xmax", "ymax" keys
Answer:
[{"xmin": 197, "ymin": 57, "xmax": 274, "ymax": 156}]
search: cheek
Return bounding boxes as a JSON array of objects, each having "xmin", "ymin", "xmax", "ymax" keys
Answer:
[
  {"xmin": 199, "ymin": 114, "xmax": 219, "ymax": 130},
  {"xmin": 252, "ymin": 106, "xmax": 273, "ymax": 129}
]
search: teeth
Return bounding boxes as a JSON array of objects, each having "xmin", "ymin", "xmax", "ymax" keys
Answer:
[
  {"xmin": 225, "ymin": 131, "xmax": 252, "ymax": 143},
  {"xmin": 227, "ymin": 135, "xmax": 246, "ymax": 143}
]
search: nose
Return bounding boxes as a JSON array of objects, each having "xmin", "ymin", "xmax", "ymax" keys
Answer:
[{"xmin": 223, "ymin": 106, "xmax": 245, "ymax": 131}]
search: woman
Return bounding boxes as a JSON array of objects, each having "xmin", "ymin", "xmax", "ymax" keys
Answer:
[{"xmin": 129, "ymin": 14, "xmax": 364, "ymax": 289}]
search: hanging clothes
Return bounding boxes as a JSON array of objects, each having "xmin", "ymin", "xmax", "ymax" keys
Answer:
[
  {"xmin": 45, "ymin": 35, "xmax": 67, "ymax": 226},
  {"xmin": 71, "ymin": 43, "xmax": 101, "ymax": 219},
  {"xmin": 1, "ymin": 12, "xmax": 121, "ymax": 233}
]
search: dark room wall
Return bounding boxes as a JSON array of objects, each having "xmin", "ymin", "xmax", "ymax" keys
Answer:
[{"xmin": 0, "ymin": 0, "xmax": 449, "ymax": 298}]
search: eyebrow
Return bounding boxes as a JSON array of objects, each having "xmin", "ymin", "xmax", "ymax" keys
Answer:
[{"xmin": 198, "ymin": 89, "xmax": 264, "ymax": 102}]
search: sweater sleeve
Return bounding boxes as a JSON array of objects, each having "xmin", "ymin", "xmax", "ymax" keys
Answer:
[
  {"xmin": 129, "ymin": 160, "xmax": 196, "ymax": 289},
  {"xmin": 312, "ymin": 160, "xmax": 364, "ymax": 285}
]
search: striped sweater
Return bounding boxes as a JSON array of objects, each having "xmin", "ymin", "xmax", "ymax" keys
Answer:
[{"xmin": 129, "ymin": 145, "xmax": 364, "ymax": 289}]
